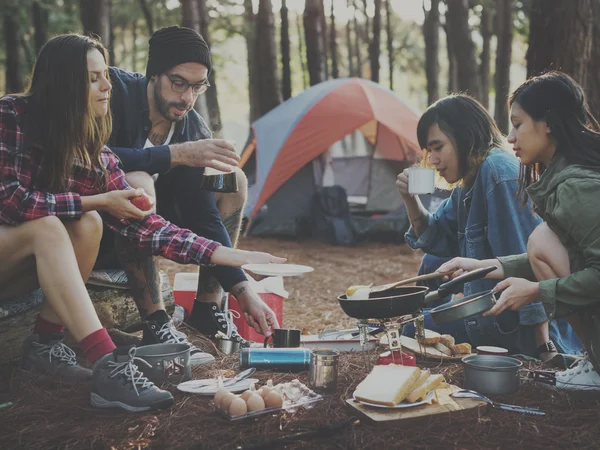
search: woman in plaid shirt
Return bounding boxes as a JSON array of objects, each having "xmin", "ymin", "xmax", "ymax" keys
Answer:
[{"xmin": 0, "ymin": 34, "xmax": 284, "ymax": 412}]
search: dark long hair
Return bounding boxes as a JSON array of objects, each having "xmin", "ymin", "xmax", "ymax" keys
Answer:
[
  {"xmin": 416, "ymin": 94, "xmax": 504, "ymax": 187},
  {"xmin": 18, "ymin": 34, "xmax": 111, "ymax": 192},
  {"xmin": 510, "ymin": 71, "xmax": 600, "ymax": 201}
]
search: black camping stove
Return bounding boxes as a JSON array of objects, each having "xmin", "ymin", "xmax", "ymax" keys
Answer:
[{"xmin": 357, "ymin": 313, "xmax": 425, "ymax": 370}]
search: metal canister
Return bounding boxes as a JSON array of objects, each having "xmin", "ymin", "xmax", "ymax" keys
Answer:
[
  {"xmin": 309, "ymin": 349, "xmax": 340, "ymax": 392},
  {"xmin": 240, "ymin": 348, "xmax": 311, "ymax": 371}
]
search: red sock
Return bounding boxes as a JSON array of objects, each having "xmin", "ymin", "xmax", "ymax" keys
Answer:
[
  {"xmin": 33, "ymin": 316, "xmax": 65, "ymax": 343},
  {"xmin": 79, "ymin": 328, "xmax": 117, "ymax": 365}
]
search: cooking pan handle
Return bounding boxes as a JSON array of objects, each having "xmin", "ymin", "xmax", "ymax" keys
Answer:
[{"xmin": 424, "ymin": 266, "xmax": 497, "ymax": 304}]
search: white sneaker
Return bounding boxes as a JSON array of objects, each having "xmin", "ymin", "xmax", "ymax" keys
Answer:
[{"xmin": 555, "ymin": 356, "xmax": 600, "ymax": 390}]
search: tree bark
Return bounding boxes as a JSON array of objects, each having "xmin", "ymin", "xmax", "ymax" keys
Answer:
[
  {"xmin": 256, "ymin": 0, "xmax": 282, "ymax": 115},
  {"xmin": 385, "ymin": 0, "xmax": 394, "ymax": 90},
  {"xmin": 4, "ymin": 9, "xmax": 23, "ymax": 93},
  {"xmin": 198, "ymin": 0, "xmax": 222, "ymax": 133},
  {"xmin": 588, "ymin": 1, "xmax": 600, "ymax": 118},
  {"xmin": 329, "ymin": 0, "xmax": 339, "ymax": 79},
  {"xmin": 304, "ymin": 0, "xmax": 327, "ymax": 85},
  {"xmin": 445, "ymin": 23, "xmax": 458, "ymax": 93},
  {"xmin": 526, "ymin": 0, "xmax": 593, "ymax": 86},
  {"xmin": 244, "ymin": 0, "xmax": 260, "ymax": 122},
  {"xmin": 297, "ymin": 12, "xmax": 308, "ymax": 89},
  {"xmin": 281, "ymin": 0, "xmax": 292, "ymax": 99},
  {"xmin": 139, "ymin": 0, "xmax": 154, "ymax": 35},
  {"xmin": 494, "ymin": 0, "xmax": 513, "ymax": 134},
  {"xmin": 131, "ymin": 19, "xmax": 138, "ymax": 73},
  {"xmin": 353, "ymin": 0, "xmax": 364, "ymax": 77},
  {"xmin": 479, "ymin": 0, "xmax": 492, "ymax": 108},
  {"xmin": 346, "ymin": 0, "xmax": 355, "ymax": 77},
  {"xmin": 319, "ymin": 0, "xmax": 329, "ymax": 79},
  {"xmin": 80, "ymin": 0, "xmax": 112, "ymax": 52},
  {"xmin": 369, "ymin": 0, "xmax": 382, "ymax": 83},
  {"xmin": 32, "ymin": 0, "xmax": 49, "ymax": 55},
  {"xmin": 445, "ymin": 0, "xmax": 482, "ymax": 101},
  {"xmin": 423, "ymin": 0, "xmax": 440, "ymax": 104}
]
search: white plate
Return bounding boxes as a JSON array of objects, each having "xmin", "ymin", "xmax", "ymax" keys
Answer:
[
  {"xmin": 242, "ymin": 264, "xmax": 314, "ymax": 277},
  {"xmin": 353, "ymin": 390, "xmax": 435, "ymax": 409},
  {"xmin": 177, "ymin": 378, "xmax": 260, "ymax": 395}
]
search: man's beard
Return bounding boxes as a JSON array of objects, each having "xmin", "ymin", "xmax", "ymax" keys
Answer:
[{"xmin": 153, "ymin": 83, "xmax": 191, "ymax": 122}]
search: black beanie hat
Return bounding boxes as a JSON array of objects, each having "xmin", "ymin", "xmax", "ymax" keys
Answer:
[{"xmin": 146, "ymin": 26, "xmax": 212, "ymax": 79}]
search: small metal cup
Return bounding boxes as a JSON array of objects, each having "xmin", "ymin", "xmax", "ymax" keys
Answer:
[
  {"xmin": 309, "ymin": 349, "xmax": 340, "ymax": 392},
  {"xmin": 217, "ymin": 338, "xmax": 240, "ymax": 355}
]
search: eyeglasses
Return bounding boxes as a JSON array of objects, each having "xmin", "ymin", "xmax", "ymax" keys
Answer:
[{"xmin": 164, "ymin": 73, "xmax": 210, "ymax": 95}]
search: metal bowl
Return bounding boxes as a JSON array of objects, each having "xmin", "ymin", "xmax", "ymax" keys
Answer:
[
  {"xmin": 430, "ymin": 289, "xmax": 497, "ymax": 325},
  {"xmin": 135, "ymin": 343, "xmax": 192, "ymax": 385},
  {"xmin": 462, "ymin": 355, "xmax": 522, "ymax": 395}
]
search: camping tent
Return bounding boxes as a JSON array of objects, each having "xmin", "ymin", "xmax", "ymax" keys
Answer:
[{"xmin": 241, "ymin": 77, "xmax": 424, "ymax": 238}]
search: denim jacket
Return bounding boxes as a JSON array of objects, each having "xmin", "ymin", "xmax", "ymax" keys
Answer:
[{"xmin": 405, "ymin": 149, "xmax": 581, "ymax": 355}]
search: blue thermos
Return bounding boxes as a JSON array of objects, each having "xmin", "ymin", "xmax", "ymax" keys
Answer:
[{"xmin": 240, "ymin": 348, "xmax": 311, "ymax": 371}]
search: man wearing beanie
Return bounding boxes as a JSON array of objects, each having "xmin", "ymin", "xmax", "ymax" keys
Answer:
[{"xmin": 93, "ymin": 26, "xmax": 279, "ymax": 353}]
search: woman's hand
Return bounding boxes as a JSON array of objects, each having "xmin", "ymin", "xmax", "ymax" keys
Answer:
[
  {"xmin": 100, "ymin": 189, "xmax": 153, "ymax": 220},
  {"xmin": 438, "ymin": 257, "xmax": 505, "ymax": 280},
  {"xmin": 396, "ymin": 169, "xmax": 413, "ymax": 198},
  {"xmin": 210, "ymin": 246, "xmax": 287, "ymax": 267},
  {"xmin": 484, "ymin": 278, "xmax": 540, "ymax": 316}
]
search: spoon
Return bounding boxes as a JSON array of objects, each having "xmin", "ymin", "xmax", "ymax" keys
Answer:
[{"xmin": 451, "ymin": 389, "xmax": 545, "ymax": 415}]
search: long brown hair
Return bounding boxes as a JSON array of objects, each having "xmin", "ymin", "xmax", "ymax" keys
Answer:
[{"xmin": 19, "ymin": 34, "xmax": 111, "ymax": 192}]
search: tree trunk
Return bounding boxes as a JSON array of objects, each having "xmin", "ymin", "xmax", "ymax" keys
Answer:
[
  {"xmin": 319, "ymin": 0, "xmax": 329, "ymax": 79},
  {"xmin": 445, "ymin": 23, "xmax": 458, "ymax": 93},
  {"xmin": 139, "ymin": 0, "xmax": 154, "ymax": 34},
  {"xmin": 526, "ymin": 0, "xmax": 593, "ymax": 87},
  {"xmin": 80, "ymin": 0, "xmax": 112, "ymax": 52},
  {"xmin": 346, "ymin": 0, "xmax": 355, "ymax": 77},
  {"xmin": 32, "ymin": 0, "xmax": 49, "ymax": 55},
  {"xmin": 297, "ymin": 12, "xmax": 308, "ymax": 89},
  {"xmin": 304, "ymin": 0, "xmax": 326, "ymax": 86},
  {"xmin": 281, "ymin": 0, "xmax": 292, "ymax": 99},
  {"xmin": 131, "ymin": 19, "xmax": 138, "ymax": 73},
  {"xmin": 445, "ymin": 0, "xmax": 482, "ymax": 101},
  {"xmin": 479, "ymin": 0, "xmax": 492, "ymax": 108},
  {"xmin": 385, "ymin": 0, "xmax": 394, "ymax": 90},
  {"xmin": 4, "ymin": 9, "xmax": 23, "ymax": 93},
  {"xmin": 369, "ymin": 0, "xmax": 382, "ymax": 83},
  {"xmin": 244, "ymin": 0, "xmax": 260, "ymax": 122},
  {"xmin": 588, "ymin": 2, "xmax": 600, "ymax": 118},
  {"xmin": 198, "ymin": 0, "xmax": 222, "ymax": 133},
  {"xmin": 494, "ymin": 0, "xmax": 513, "ymax": 134},
  {"xmin": 423, "ymin": 0, "xmax": 440, "ymax": 104},
  {"xmin": 255, "ymin": 0, "xmax": 282, "ymax": 115},
  {"xmin": 109, "ymin": 0, "xmax": 115, "ymax": 66},
  {"xmin": 353, "ymin": 0, "xmax": 364, "ymax": 77},
  {"xmin": 329, "ymin": 1, "xmax": 339, "ymax": 79}
]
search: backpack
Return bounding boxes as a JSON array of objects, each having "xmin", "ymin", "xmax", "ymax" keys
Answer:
[{"xmin": 312, "ymin": 185, "xmax": 357, "ymax": 246}]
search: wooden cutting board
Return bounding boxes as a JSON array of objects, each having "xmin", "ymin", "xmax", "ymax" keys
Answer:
[
  {"xmin": 346, "ymin": 385, "xmax": 486, "ymax": 424},
  {"xmin": 379, "ymin": 335, "xmax": 475, "ymax": 361}
]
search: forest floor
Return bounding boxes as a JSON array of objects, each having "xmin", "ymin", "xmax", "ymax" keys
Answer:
[{"xmin": 1, "ymin": 237, "xmax": 599, "ymax": 449}]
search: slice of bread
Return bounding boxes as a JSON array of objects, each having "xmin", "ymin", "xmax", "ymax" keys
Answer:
[
  {"xmin": 354, "ymin": 364, "xmax": 421, "ymax": 407},
  {"xmin": 433, "ymin": 342, "xmax": 453, "ymax": 356},
  {"xmin": 452, "ymin": 343, "xmax": 472, "ymax": 355},
  {"xmin": 407, "ymin": 370, "xmax": 430, "ymax": 392},
  {"xmin": 416, "ymin": 329, "xmax": 441, "ymax": 345},
  {"xmin": 406, "ymin": 374, "xmax": 445, "ymax": 403},
  {"xmin": 439, "ymin": 334, "xmax": 456, "ymax": 348}
]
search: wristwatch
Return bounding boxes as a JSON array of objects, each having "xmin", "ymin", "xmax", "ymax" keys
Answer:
[{"xmin": 536, "ymin": 340, "xmax": 557, "ymax": 357}]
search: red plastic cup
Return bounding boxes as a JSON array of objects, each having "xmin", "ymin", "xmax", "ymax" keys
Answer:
[
  {"xmin": 376, "ymin": 349, "xmax": 417, "ymax": 366},
  {"xmin": 476, "ymin": 346, "xmax": 509, "ymax": 356}
]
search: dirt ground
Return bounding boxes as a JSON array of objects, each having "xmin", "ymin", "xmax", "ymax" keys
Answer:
[{"xmin": 1, "ymin": 237, "xmax": 600, "ymax": 450}]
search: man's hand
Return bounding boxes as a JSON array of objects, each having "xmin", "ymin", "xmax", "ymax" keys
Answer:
[
  {"xmin": 484, "ymin": 278, "xmax": 540, "ymax": 316},
  {"xmin": 231, "ymin": 282, "xmax": 280, "ymax": 336},
  {"xmin": 170, "ymin": 139, "xmax": 240, "ymax": 171}
]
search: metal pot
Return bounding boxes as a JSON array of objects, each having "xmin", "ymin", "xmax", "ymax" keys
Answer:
[
  {"xmin": 462, "ymin": 355, "xmax": 522, "ymax": 395},
  {"xmin": 337, "ymin": 266, "xmax": 497, "ymax": 320},
  {"xmin": 135, "ymin": 343, "xmax": 192, "ymax": 385},
  {"xmin": 430, "ymin": 289, "xmax": 498, "ymax": 325}
]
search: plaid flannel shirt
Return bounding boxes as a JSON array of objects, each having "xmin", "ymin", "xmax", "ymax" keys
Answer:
[{"xmin": 0, "ymin": 96, "xmax": 219, "ymax": 266}]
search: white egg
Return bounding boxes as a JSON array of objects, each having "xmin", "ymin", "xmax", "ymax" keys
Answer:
[{"xmin": 348, "ymin": 286, "xmax": 371, "ymax": 300}]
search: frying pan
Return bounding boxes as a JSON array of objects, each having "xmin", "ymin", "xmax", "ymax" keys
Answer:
[
  {"xmin": 337, "ymin": 266, "xmax": 497, "ymax": 320},
  {"xmin": 430, "ymin": 289, "xmax": 498, "ymax": 325}
]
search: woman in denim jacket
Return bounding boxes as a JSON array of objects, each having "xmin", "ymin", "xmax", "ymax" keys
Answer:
[{"xmin": 398, "ymin": 94, "xmax": 580, "ymax": 359}]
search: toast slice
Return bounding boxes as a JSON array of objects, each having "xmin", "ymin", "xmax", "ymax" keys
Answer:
[
  {"xmin": 439, "ymin": 334, "xmax": 456, "ymax": 348},
  {"xmin": 451, "ymin": 343, "xmax": 472, "ymax": 355},
  {"xmin": 416, "ymin": 329, "xmax": 441, "ymax": 345},
  {"xmin": 354, "ymin": 365, "xmax": 421, "ymax": 407},
  {"xmin": 406, "ymin": 374, "xmax": 445, "ymax": 403}
]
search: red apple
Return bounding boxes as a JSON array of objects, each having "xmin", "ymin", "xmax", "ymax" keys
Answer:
[{"xmin": 130, "ymin": 194, "xmax": 155, "ymax": 211}]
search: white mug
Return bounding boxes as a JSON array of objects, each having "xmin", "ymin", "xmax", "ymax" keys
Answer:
[{"xmin": 408, "ymin": 168, "xmax": 435, "ymax": 195}]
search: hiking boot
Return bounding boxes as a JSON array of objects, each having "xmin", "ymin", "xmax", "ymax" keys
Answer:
[
  {"xmin": 90, "ymin": 346, "xmax": 174, "ymax": 412},
  {"xmin": 21, "ymin": 334, "xmax": 92, "ymax": 381},
  {"xmin": 141, "ymin": 310, "xmax": 215, "ymax": 366},
  {"xmin": 554, "ymin": 356, "xmax": 600, "ymax": 390},
  {"xmin": 186, "ymin": 302, "xmax": 250, "ymax": 348}
]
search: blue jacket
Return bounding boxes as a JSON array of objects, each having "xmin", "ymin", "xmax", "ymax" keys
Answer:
[{"xmin": 405, "ymin": 149, "xmax": 581, "ymax": 355}]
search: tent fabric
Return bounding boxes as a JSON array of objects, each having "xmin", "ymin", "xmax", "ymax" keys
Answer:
[{"xmin": 241, "ymin": 78, "xmax": 422, "ymax": 220}]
